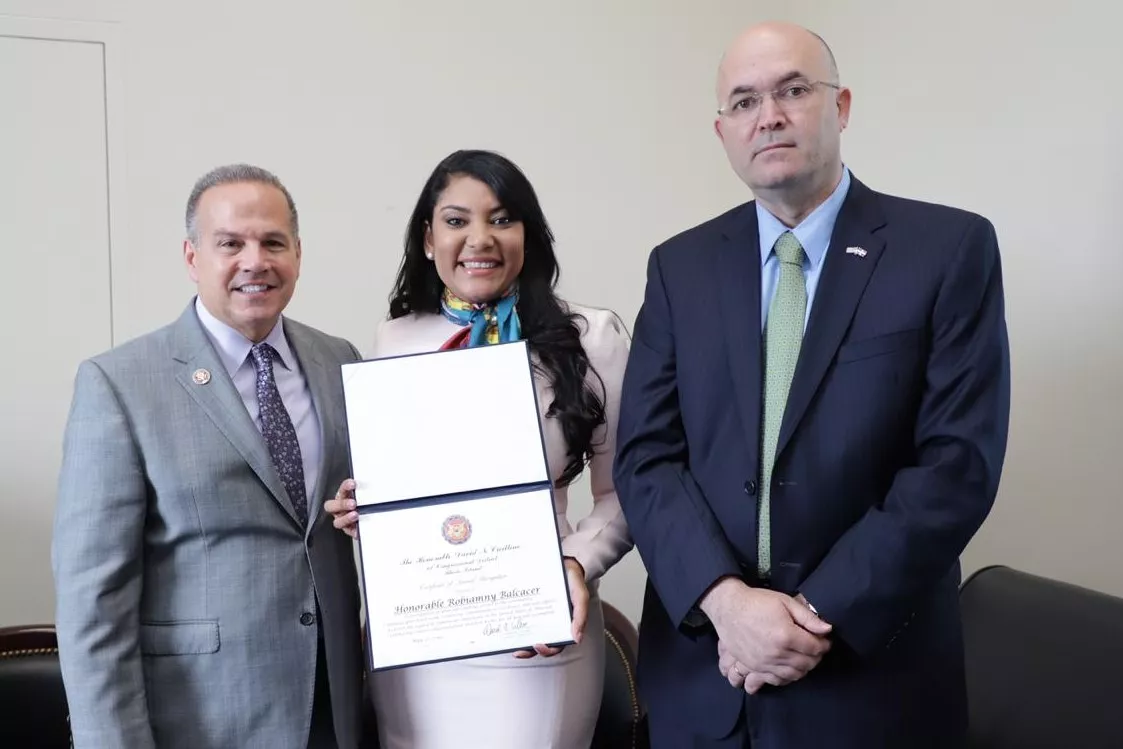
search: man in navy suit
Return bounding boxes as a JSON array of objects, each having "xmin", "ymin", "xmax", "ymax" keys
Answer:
[{"xmin": 613, "ymin": 21, "xmax": 1010, "ymax": 748}]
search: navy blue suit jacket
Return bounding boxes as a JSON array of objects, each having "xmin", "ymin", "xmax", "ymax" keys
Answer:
[{"xmin": 613, "ymin": 175, "xmax": 1010, "ymax": 748}]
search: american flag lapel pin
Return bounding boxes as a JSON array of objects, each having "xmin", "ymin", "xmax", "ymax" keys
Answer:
[{"xmin": 845, "ymin": 246, "xmax": 867, "ymax": 258}]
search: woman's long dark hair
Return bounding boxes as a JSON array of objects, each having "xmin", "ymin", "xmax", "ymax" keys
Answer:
[{"xmin": 389, "ymin": 149, "xmax": 606, "ymax": 487}]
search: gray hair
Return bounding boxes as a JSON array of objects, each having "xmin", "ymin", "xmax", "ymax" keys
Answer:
[{"xmin": 185, "ymin": 163, "xmax": 299, "ymax": 243}]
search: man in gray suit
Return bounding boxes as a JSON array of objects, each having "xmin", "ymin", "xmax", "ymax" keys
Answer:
[{"xmin": 52, "ymin": 164, "xmax": 372, "ymax": 748}]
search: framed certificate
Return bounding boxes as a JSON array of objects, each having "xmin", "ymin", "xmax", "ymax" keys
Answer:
[{"xmin": 340, "ymin": 340, "xmax": 574, "ymax": 671}]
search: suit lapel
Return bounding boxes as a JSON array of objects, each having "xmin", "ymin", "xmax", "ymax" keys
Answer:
[
  {"xmin": 170, "ymin": 304, "xmax": 303, "ymax": 526},
  {"xmin": 286, "ymin": 321, "xmax": 342, "ymax": 538},
  {"xmin": 717, "ymin": 204, "xmax": 764, "ymax": 458},
  {"xmin": 775, "ymin": 178, "xmax": 888, "ymax": 458}
]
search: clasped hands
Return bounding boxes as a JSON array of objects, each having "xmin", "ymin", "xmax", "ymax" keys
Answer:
[
  {"xmin": 702, "ymin": 578, "xmax": 832, "ymax": 694},
  {"xmin": 323, "ymin": 479, "xmax": 590, "ymax": 660}
]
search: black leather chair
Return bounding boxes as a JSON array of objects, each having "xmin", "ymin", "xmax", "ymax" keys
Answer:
[
  {"xmin": 593, "ymin": 601, "xmax": 648, "ymax": 748},
  {"xmin": 960, "ymin": 565, "xmax": 1123, "ymax": 749},
  {"xmin": 0, "ymin": 624, "xmax": 71, "ymax": 748}
]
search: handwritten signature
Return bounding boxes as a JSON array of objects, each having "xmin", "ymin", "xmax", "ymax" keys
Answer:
[{"xmin": 482, "ymin": 618, "xmax": 530, "ymax": 637}]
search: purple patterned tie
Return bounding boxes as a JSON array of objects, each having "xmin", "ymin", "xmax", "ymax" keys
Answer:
[{"xmin": 250, "ymin": 343, "xmax": 308, "ymax": 525}]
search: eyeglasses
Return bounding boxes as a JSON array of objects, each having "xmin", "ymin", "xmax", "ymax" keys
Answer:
[{"xmin": 717, "ymin": 80, "xmax": 840, "ymax": 119}]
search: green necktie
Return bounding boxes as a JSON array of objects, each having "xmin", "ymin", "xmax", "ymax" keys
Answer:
[{"xmin": 759, "ymin": 231, "xmax": 807, "ymax": 578}]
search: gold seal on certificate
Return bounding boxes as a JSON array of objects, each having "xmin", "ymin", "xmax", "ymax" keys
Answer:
[{"xmin": 340, "ymin": 341, "xmax": 575, "ymax": 671}]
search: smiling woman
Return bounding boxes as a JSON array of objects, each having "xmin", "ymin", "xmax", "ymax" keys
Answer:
[
  {"xmin": 324, "ymin": 149, "xmax": 635, "ymax": 748},
  {"xmin": 388, "ymin": 150, "xmax": 609, "ymax": 490},
  {"xmin": 425, "ymin": 174, "xmax": 525, "ymax": 306}
]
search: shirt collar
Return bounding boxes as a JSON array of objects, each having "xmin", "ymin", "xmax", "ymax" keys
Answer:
[
  {"xmin": 193, "ymin": 296, "xmax": 294, "ymax": 378},
  {"xmin": 757, "ymin": 165, "xmax": 852, "ymax": 269}
]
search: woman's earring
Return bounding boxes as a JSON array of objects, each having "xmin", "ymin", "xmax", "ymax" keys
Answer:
[{"xmin": 425, "ymin": 252, "xmax": 434, "ymax": 260}]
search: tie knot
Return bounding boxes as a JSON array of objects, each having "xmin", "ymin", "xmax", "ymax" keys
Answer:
[
  {"xmin": 250, "ymin": 342, "xmax": 277, "ymax": 372},
  {"xmin": 774, "ymin": 232, "xmax": 804, "ymax": 266}
]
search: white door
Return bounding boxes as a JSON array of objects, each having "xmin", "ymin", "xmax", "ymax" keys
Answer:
[{"xmin": 0, "ymin": 24, "xmax": 114, "ymax": 625}]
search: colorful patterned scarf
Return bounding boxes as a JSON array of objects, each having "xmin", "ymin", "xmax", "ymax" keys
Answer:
[{"xmin": 438, "ymin": 286, "xmax": 521, "ymax": 349}]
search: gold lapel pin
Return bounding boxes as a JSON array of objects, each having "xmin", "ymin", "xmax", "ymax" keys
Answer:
[{"xmin": 192, "ymin": 368, "xmax": 211, "ymax": 385}]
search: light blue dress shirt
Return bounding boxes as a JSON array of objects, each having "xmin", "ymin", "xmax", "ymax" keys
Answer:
[
  {"xmin": 757, "ymin": 167, "xmax": 852, "ymax": 330},
  {"xmin": 195, "ymin": 297, "xmax": 322, "ymax": 503}
]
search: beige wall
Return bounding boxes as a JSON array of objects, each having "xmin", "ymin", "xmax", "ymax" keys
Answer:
[{"xmin": 1, "ymin": 0, "xmax": 1119, "ymax": 626}]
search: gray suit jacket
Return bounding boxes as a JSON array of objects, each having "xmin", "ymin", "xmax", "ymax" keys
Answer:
[{"xmin": 53, "ymin": 301, "xmax": 368, "ymax": 749}]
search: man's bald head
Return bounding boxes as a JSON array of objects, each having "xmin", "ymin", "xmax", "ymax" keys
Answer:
[
  {"xmin": 712, "ymin": 21, "xmax": 850, "ymax": 223},
  {"xmin": 808, "ymin": 29, "xmax": 839, "ymax": 83},
  {"xmin": 717, "ymin": 21, "xmax": 839, "ymax": 101}
]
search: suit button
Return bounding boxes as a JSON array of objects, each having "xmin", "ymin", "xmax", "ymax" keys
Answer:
[
  {"xmin": 744, "ymin": 480, "xmax": 757, "ymax": 496},
  {"xmin": 299, "ymin": 611, "xmax": 315, "ymax": 626}
]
